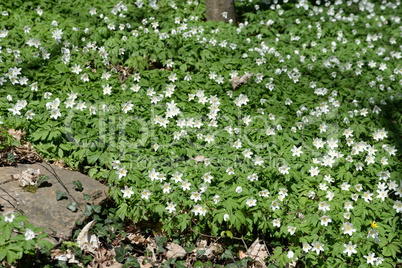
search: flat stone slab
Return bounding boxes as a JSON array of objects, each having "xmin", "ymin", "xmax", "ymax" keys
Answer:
[{"xmin": 0, "ymin": 163, "xmax": 108, "ymax": 244}]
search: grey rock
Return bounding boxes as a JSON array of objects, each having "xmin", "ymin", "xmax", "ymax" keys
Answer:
[{"xmin": 0, "ymin": 163, "xmax": 108, "ymax": 245}]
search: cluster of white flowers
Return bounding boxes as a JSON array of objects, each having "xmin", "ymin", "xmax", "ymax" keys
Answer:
[
  {"xmin": 233, "ymin": 94, "xmax": 249, "ymax": 107},
  {"xmin": 6, "ymin": 67, "xmax": 27, "ymax": 85},
  {"xmin": 191, "ymin": 204, "xmax": 207, "ymax": 216}
]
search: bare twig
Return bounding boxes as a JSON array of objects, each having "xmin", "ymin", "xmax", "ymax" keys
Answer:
[
  {"xmin": 0, "ymin": 187, "xmax": 26, "ymax": 215},
  {"xmin": 262, "ymin": 239, "xmax": 271, "ymax": 256},
  {"xmin": 39, "ymin": 162, "xmax": 79, "ymax": 205}
]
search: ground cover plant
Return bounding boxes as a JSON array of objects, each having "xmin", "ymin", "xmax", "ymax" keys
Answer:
[
  {"xmin": 0, "ymin": 0, "xmax": 401, "ymax": 266},
  {"xmin": 0, "ymin": 211, "xmax": 53, "ymax": 265}
]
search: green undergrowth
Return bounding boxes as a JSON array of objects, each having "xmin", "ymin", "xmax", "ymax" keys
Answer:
[{"xmin": 0, "ymin": 0, "xmax": 401, "ymax": 266}]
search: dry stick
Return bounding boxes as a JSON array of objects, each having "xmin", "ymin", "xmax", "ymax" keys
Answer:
[
  {"xmin": 240, "ymin": 236, "xmax": 248, "ymax": 252},
  {"xmin": 39, "ymin": 162, "xmax": 79, "ymax": 205},
  {"xmin": 262, "ymin": 239, "xmax": 272, "ymax": 256},
  {"xmin": 0, "ymin": 188, "xmax": 25, "ymax": 215},
  {"xmin": 190, "ymin": 228, "xmax": 217, "ymax": 239}
]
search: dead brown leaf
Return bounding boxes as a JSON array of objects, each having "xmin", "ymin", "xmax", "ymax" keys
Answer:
[
  {"xmin": 51, "ymin": 249, "xmax": 63, "ymax": 259},
  {"xmin": 245, "ymin": 238, "xmax": 268, "ymax": 268},
  {"xmin": 145, "ymin": 243, "xmax": 157, "ymax": 263},
  {"xmin": 239, "ymin": 249, "xmax": 247, "ymax": 259},
  {"xmin": 287, "ymin": 258, "xmax": 298, "ymax": 268},
  {"xmin": 7, "ymin": 129, "xmax": 25, "ymax": 141},
  {"xmin": 195, "ymin": 239, "xmax": 208, "ymax": 248},
  {"xmin": 136, "ymin": 256, "xmax": 153, "ymax": 268},
  {"xmin": 127, "ymin": 233, "xmax": 148, "ymax": 245},
  {"xmin": 166, "ymin": 243, "xmax": 186, "ymax": 259},
  {"xmin": 51, "ymin": 249, "xmax": 80, "ymax": 264},
  {"xmin": 108, "ymin": 64, "xmax": 132, "ymax": 83},
  {"xmin": 191, "ymin": 155, "xmax": 207, "ymax": 164},
  {"xmin": 193, "ymin": 240, "xmax": 223, "ymax": 260},
  {"xmin": 229, "ymin": 73, "xmax": 254, "ymax": 89},
  {"xmin": 12, "ymin": 167, "xmax": 41, "ymax": 187},
  {"xmin": 0, "ymin": 139, "xmax": 42, "ymax": 167},
  {"xmin": 89, "ymin": 247, "xmax": 123, "ymax": 268},
  {"xmin": 77, "ymin": 221, "xmax": 100, "ymax": 255},
  {"xmin": 99, "ymin": 264, "xmax": 123, "ymax": 268},
  {"xmin": 52, "ymin": 159, "xmax": 67, "ymax": 169}
]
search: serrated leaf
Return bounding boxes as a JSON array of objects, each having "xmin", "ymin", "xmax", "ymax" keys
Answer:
[
  {"xmin": 2, "ymin": 225, "xmax": 12, "ymax": 241},
  {"xmin": 382, "ymin": 242, "xmax": 400, "ymax": 258},
  {"xmin": 117, "ymin": 203, "xmax": 128, "ymax": 220},
  {"xmin": 59, "ymin": 143, "xmax": 72, "ymax": 151},
  {"xmin": 31, "ymin": 129, "xmax": 50, "ymax": 141},
  {"xmin": 37, "ymin": 239, "xmax": 54, "ymax": 250},
  {"xmin": 154, "ymin": 204, "xmax": 165, "ymax": 216},
  {"xmin": 273, "ymin": 247, "xmax": 283, "ymax": 255},
  {"xmin": 180, "ymin": 64, "xmax": 187, "ymax": 72},
  {"xmin": 86, "ymin": 152, "xmax": 99, "ymax": 164},
  {"xmin": 0, "ymin": 249, "xmax": 6, "ymax": 262},
  {"xmin": 6, "ymin": 250, "xmax": 18, "ymax": 264}
]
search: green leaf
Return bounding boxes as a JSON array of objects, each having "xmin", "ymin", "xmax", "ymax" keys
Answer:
[
  {"xmin": 155, "ymin": 236, "xmax": 167, "ymax": 253},
  {"xmin": 87, "ymin": 152, "xmax": 100, "ymax": 165},
  {"xmin": 193, "ymin": 260, "xmax": 211, "ymax": 267},
  {"xmin": 7, "ymin": 153, "xmax": 15, "ymax": 162},
  {"xmin": 180, "ymin": 64, "xmax": 187, "ymax": 72},
  {"xmin": 232, "ymin": 210, "xmax": 246, "ymax": 231},
  {"xmin": 154, "ymin": 204, "xmax": 165, "ymax": 216},
  {"xmin": 172, "ymin": 260, "xmax": 187, "ymax": 268},
  {"xmin": 0, "ymin": 249, "xmax": 6, "ymax": 262},
  {"xmin": 31, "ymin": 129, "xmax": 50, "ymax": 141},
  {"xmin": 55, "ymin": 63, "xmax": 70, "ymax": 73},
  {"xmin": 2, "ymin": 225, "xmax": 12, "ymax": 241},
  {"xmin": 269, "ymin": 246, "xmax": 283, "ymax": 262},
  {"xmin": 59, "ymin": 143, "xmax": 72, "ymax": 151},
  {"xmin": 83, "ymin": 193, "xmax": 91, "ymax": 201},
  {"xmin": 62, "ymin": 241, "xmax": 79, "ymax": 248},
  {"xmin": 48, "ymin": 130, "xmax": 62, "ymax": 140},
  {"xmin": 117, "ymin": 203, "xmax": 128, "ymax": 221},
  {"xmin": 91, "ymin": 205, "xmax": 102, "ymax": 214},
  {"xmin": 57, "ymin": 147, "xmax": 64, "ymax": 158},
  {"xmin": 124, "ymin": 257, "xmax": 141, "ymax": 267},
  {"xmin": 73, "ymin": 180, "xmax": 83, "ymax": 192},
  {"xmin": 84, "ymin": 204, "xmax": 93, "ymax": 216},
  {"xmin": 56, "ymin": 190, "xmax": 67, "ymax": 201},
  {"xmin": 115, "ymin": 246, "xmax": 126, "ymax": 263},
  {"xmin": 221, "ymin": 230, "xmax": 233, "ymax": 239},
  {"xmin": 38, "ymin": 175, "xmax": 49, "ymax": 186},
  {"xmin": 67, "ymin": 202, "xmax": 77, "ymax": 212},
  {"xmin": 382, "ymin": 242, "xmax": 400, "ymax": 258},
  {"xmin": 5, "ymin": 250, "xmax": 18, "ymax": 264},
  {"xmin": 88, "ymin": 167, "xmax": 98, "ymax": 178},
  {"xmin": 220, "ymin": 249, "xmax": 235, "ymax": 260},
  {"xmin": 37, "ymin": 239, "xmax": 54, "ymax": 250}
]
